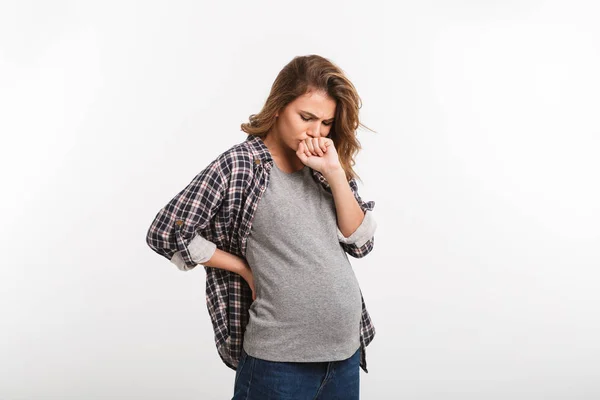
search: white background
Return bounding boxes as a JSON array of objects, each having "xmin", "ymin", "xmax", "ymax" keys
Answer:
[{"xmin": 1, "ymin": 1, "xmax": 599, "ymax": 399}]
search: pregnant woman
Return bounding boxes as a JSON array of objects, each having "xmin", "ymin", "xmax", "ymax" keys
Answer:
[{"xmin": 146, "ymin": 54, "xmax": 378, "ymax": 400}]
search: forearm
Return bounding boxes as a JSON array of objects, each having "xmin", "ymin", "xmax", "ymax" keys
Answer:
[
  {"xmin": 201, "ymin": 248, "xmax": 250, "ymax": 277},
  {"xmin": 326, "ymin": 169, "xmax": 365, "ymax": 238}
]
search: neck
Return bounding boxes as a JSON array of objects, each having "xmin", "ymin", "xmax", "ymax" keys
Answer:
[{"xmin": 263, "ymin": 132, "xmax": 304, "ymax": 171}]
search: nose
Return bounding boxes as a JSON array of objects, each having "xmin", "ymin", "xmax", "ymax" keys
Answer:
[{"xmin": 307, "ymin": 122, "xmax": 323, "ymax": 138}]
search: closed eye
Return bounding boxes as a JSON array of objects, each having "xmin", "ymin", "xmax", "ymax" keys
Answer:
[{"xmin": 300, "ymin": 115, "xmax": 333, "ymax": 126}]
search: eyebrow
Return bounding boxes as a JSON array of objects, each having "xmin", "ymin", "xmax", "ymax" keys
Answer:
[{"xmin": 300, "ymin": 110, "xmax": 335, "ymax": 122}]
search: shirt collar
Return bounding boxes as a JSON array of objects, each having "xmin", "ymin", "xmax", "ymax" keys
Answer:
[{"xmin": 245, "ymin": 134, "xmax": 273, "ymax": 165}]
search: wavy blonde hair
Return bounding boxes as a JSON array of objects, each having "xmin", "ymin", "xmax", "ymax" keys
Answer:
[{"xmin": 240, "ymin": 54, "xmax": 376, "ymax": 182}]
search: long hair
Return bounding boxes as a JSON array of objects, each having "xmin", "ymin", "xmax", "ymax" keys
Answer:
[{"xmin": 240, "ymin": 54, "xmax": 376, "ymax": 182}]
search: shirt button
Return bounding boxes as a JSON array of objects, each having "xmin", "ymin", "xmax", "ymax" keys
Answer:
[
  {"xmin": 254, "ymin": 158, "xmax": 261, "ymax": 165},
  {"xmin": 175, "ymin": 220, "xmax": 184, "ymax": 227}
]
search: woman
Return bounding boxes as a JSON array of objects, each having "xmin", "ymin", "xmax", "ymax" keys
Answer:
[{"xmin": 146, "ymin": 54, "xmax": 377, "ymax": 399}]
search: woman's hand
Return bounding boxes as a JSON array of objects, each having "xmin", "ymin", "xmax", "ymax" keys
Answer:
[
  {"xmin": 296, "ymin": 137, "xmax": 342, "ymax": 177},
  {"xmin": 239, "ymin": 262, "xmax": 256, "ymax": 301}
]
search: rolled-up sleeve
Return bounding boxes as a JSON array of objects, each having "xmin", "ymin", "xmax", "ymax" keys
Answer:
[
  {"xmin": 170, "ymin": 235, "xmax": 218, "ymax": 271},
  {"xmin": 337, "ymin": 209, "xmax": 377, "ymax": 247},
  {"xmin": 338, "ymin": 178, "xmax": 377, "ymax": 258}
]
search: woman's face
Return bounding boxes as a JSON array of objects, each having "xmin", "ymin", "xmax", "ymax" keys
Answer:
[{"xmin": 271, "ymin": 89, "xmax": 337, "ymax": 153}]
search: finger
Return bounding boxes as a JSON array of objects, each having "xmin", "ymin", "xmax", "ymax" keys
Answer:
[
  {"xmin": 304, "ymin": 140, "xmax": 311, "ymax": 157},
  {"xmin": 306, "ymin": 138, "xmax": 314, "ymax": 155},
  {"xmin": 319, "ymin": 138, "xmax": 327, "ymax": 153},
  {"xmin": 313, "ymin": 138, "xmax": 324, "ymax": 156},
  {"xmin": 297, "ymin": 142, "xmax": 307, "ymax": 160}
]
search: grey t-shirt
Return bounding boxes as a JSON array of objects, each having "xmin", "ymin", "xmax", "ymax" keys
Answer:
[{"xmin": 242, "ymin": 162, "xmax": 363, "ymax": 362}]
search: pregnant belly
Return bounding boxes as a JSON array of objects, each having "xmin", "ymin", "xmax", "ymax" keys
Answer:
[{"xmin": 250, "ymin": 278, "xmax": 362, "ymax": 330}]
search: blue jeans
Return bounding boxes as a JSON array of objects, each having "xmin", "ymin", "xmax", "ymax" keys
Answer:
[{"xmin": 232, "ymin": 347, "xmax": 361, "ymax": 399}]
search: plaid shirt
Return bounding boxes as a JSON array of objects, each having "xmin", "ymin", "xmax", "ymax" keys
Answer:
[{"xmin": 146, "ymin": 134, "xmax": 377, "ymax": 373}]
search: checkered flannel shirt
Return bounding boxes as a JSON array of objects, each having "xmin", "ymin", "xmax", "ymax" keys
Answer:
[{"xmin": 146, "ymin": 134, "xmax": 377, "ymax": 373}]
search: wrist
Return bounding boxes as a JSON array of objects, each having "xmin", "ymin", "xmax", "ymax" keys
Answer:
[{"xmin": 323, "ymin": 166, "xmax": 345, "ymax": 182}]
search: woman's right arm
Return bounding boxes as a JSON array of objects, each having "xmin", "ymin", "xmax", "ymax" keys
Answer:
[
  {"xmin": 145, "ymin": 150, "xmax": 256, "ymax": 299},
  {"xmin": 146, "ymin": 153, "xmax": 231, "ymax": 270},
  {"xmin": 202, "ymin": 249, "xmax": 256, "ymax": 301},
  {"xmin": 201, "ymin": 248, "xmax": 248, "ymax": 275}
]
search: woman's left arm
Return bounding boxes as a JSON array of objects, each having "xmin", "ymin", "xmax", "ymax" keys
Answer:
[
  {"xmin": 299, "ymin": 137, "xmax": 376, "ymax": 258},
  {"xmin": 325, "ymin": 169, "xmax": 377, "ymax": 258},
  {"xmin": 327, "ymin": 169, "xmax": 365, "ymax": 238}
]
